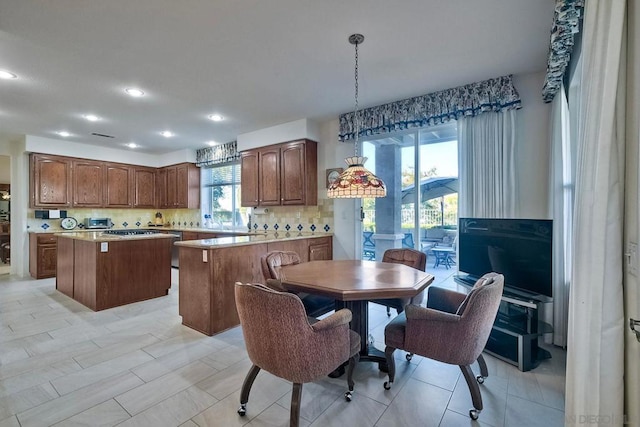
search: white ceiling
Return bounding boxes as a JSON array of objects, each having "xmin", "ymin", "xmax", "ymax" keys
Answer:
[{"xmin": 0, "ymin": 0, "xmax": 554, "ymax": 154}]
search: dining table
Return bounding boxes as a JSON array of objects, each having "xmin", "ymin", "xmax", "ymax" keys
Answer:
[{"xmin": 279, "ymin": 259, "xmax": 434, "ymax": 371}]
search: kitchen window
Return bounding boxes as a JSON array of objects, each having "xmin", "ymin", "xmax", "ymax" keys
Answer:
[{"xmin": 201, "ymin": 162, "xmax": 245, "ymax": 229}]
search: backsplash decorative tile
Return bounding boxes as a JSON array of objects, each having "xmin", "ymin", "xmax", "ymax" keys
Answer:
[{"xmin": 25, "ymin": 200, "xmax": 335, "ymax": 234}]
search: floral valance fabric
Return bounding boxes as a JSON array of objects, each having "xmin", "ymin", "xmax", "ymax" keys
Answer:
[
  {"xmin": 195, "ymin": 141, "xmax": 240, "ymax": 167},
  {"xmin": 338, "ymin": 75, "xmax": 521, "ymax": 142},
  {"xmin": 542, "ymin": 0, "xmax": 584, "ymax": 103}
]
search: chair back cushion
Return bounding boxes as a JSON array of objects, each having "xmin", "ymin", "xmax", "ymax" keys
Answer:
[
  {"xmin": 382, "ymin": 248, "xmax": 427, "ymax": 272},
  {"xmin": 261, "ymin": 251, "xmax": 301, "ymax": 281},
  {"xmin": 234, "ymin": 282, "xmax": 350, "ymax": 383}
]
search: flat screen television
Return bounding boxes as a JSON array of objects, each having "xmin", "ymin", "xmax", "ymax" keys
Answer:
[{"xmin": 458, "ymin": 218, "xmax": 553, "ymax": 300}]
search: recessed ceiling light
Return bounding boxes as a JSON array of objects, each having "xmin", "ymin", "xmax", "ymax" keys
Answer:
[
  {"xmin": 57, "ymin": 131, "xmax": 71, "ymax": 137},
  {"xmin": 84, "ymin": 114, "xmax": 100, "ymax": 122},
  {"xmin": 160, "ymin": 131, "xmax": 174, "ymax": 138},
  {"xmin": 127, "ymin": 143, "xmax": 138, "ymax": 149},
  {"xmin": 0, "ymin": 70, "xmax": 17, "ymax": 79},
  {"xmin": 125, "ymin": 88, "xmax": 145, "ymax": 97},
  {"xmin": 207, "ymin": 141, "xmax": 218, "ymax": 146},
  {"xmin": 208, "ymin": 114, "xmax": 224, "ymax": 122}
]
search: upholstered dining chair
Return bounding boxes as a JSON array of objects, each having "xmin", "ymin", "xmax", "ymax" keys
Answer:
[
  {"xmin": 261, "ymin": 250, "xmax": 336, "ymax": 318},
  {"xmin": 370, "ymin": 248, "xmax": 427, "ymax": 316},
  {"xmin": 382, "ymin": 273, "xmax": 504, "ymax": 420},
  {"xmin": 234, "ymin": 282, "xmax": 360, "ymax": 427}
]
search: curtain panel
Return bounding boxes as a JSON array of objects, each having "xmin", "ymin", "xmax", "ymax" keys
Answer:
[
  {"xmin": 195, "ymin": 141, "xmax": 240, "ymax": 167},
  {"xmin": 541, "ymin": 0, "xmax": 585, "ymax": 103},
  {"xmin": 338, "ymin": 75, "xmax": 521, "ymax": 142}
]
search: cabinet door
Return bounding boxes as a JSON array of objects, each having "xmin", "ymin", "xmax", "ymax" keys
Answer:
[
  {"xmin": 280, "ymin": 141, "xmax": 306, "ymax": 205},
  {"xmin": 30, "ymin": 154, "xmax": 72, "ymax": 208},
  {"xmin": 258, "ymin": 147, "xmax": 280, "ymax": 206},
  {"xmin": 309, "ymin": 237, "xmax": 333, "ymax": 261},
  {"xmin": 156, "ymin": 168, "xmax": 168, "ymax": 208},
  {"xmin": 166, "ymin": 166, "xmax": 178, "ymax": 207},
  {"xmin": 176, "ymin": 164, "xmax": 189, "ymax": 208},
  {"xmin": 133, "ymin": 167, "xmax": 156, "ymax": 208},
  {"xmin": 241, "ymin": 151, "xmax": 259, "ymax": 207},
  {"xmin": 105, "ymin": 163, "xmax": 133, "ymax": 207},
  {"xmin": 73, "ymin": 160, "xmax": 104, "ymax": 207},
  {"xmin": 38, "ymin": 244, "xmax": 58, "ymax": 278}
]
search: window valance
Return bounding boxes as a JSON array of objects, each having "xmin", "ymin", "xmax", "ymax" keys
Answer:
[
  {"xmin": 195, "ymin": 141, "xmax": 240, "ymax": 167},
  {"xmin": 541, "ymin": 0, "xmax": 584, "ymax": 103},
  {"xmin": 338, "ymin": 75, "xmax": 521, "ymax": 142}
]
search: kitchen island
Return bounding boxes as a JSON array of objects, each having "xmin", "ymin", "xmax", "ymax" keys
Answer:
[
  {"xmin": 56, "ymin": 231, "xmax": 175, "ymax": 311},
  {"xmin": 175, "ymin": 232, "xmax": 332, "ymax": 335}
]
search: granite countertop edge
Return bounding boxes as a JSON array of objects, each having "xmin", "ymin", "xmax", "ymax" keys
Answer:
[{"xmin": 175, "ymin": 232, "xmax": 332, "ymax": 249}]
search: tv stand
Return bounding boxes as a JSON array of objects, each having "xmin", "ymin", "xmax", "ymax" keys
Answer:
[{"xmin": 454, "ymin": 275, "xmax": 553, "ymax": 371}]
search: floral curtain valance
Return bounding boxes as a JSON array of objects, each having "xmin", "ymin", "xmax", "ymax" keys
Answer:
[
  {"xmin": 541, "ymin": 0, "xmax": 585, "ymax": 103},
  {"xmin": 195, "ymin": 141, "xmax": 240, "ymax": 167},
  {"xmin": 338, "ymin": 75, "xmax": 521, "ymax": 142}
]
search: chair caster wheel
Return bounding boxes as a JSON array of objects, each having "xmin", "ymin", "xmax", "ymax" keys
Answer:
[
  {"xmin": 383, "ymin": 381, "xmax": 392, "ymax": 390},
  {"xmin": 476, "ymin": 375, "xmax": 485, "ymax": 384},
  {"xmin": 469, "ymin": 409, "xmax": 480, "ymax": 420},
  {"xmin": 406, "ymin": 353, "xmax": 413, "ymax": 362},
  {"xmin": 237, "ymin": 404, "xmax": 247, "ymax": 416},
  {"xmin": 344, "ymin": 391, "xmax": 353, "ymax": 402}
]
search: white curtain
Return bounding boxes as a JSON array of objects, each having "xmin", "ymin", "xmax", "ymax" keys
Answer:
[
  {"xmin": 458, "ymin": 110, "xmax": 517, "ymax": 218},
  {"xmin": 549, "ymin": 85, "xmax": 572, "ymax": 347},
  {"xmin": 565, "ymin": 0, "xmax": 626, "ymax": 424}
]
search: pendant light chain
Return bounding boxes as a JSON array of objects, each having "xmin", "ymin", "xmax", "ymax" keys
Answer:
[{"xmin": 354, "ymin": 38, "xmax": 360, "ymax": 157}]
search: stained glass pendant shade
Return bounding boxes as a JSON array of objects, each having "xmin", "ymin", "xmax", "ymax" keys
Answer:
[{"xmin": 327, "ymin": 33, "xmax": 387, "ymax": 199}]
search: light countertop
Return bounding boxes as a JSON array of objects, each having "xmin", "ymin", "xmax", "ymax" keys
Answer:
[
  {"xmin": 175, "ymin": 232, "xmax": 332, "ymax": 249},
  {"xmin": 55, "ymin": 232, "xmax": 178, "ymax": 242}
]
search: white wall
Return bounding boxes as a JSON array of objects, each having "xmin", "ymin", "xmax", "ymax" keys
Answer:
[
  {"xmin": 0, "ymin": 156, "xmax": 10, "ymax": 183},
  {"xmin": 237, "ymin": 119, "xmax": 321, "ymax": 151}
]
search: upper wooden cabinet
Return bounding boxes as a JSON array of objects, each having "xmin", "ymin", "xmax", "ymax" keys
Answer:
[
  {"xmin": 105, "ymin": 163, "xmax": 133, "ymax": 207},
  {"xmin": 159, "ymin": 163, "xmax": 200, "ymax": 209},
  {"xmin": 240, "ymin": 139, "xmax": 317, "ymax": 207},
  {"xmin": 72, "ymin": 159, "xmax": 104, "ymax": 207},
  {"xmin": 30, "ymin": 154, "xmax": 73, "ymax": 208},
  {"xmin": 133, "ymin": 167, "xmax": 156, "ymax": 208}
]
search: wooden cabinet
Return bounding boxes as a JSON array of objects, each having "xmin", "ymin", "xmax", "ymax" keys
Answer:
[
  {"xmin": 240, "ymin": 139, "xmax": 317, "ymax": 207},
  {"xmin": 105, "ymin": 163, "xmax": 133, "ymax": 207},
  {"xmin": 29, "ymin": 233, "xmax": 58, "ymax": 279},
  {"xmin": 309, "ymin": 237, "xmax": 332, "ymax": 260},
  {"xmin": 72, "ymin": 159, "xmax": 104, "ymax": 207},
  {"xmin": 160, "ymin": 163, "xmax": 200, "ymax": 209},
  {"xmin": 30, "ymin": 154, "xmax": 73, "ymax": 208},
  {"xmin": 240, "ymin": 151, "xmax": 259, "ymax": 207},
  {"xmin": 133, "ymin": 167, "xmax": 156, "ymax": 208},
  {"xmin": 30, "ymin": 153, "xmax": 198, "ymax": 210}
]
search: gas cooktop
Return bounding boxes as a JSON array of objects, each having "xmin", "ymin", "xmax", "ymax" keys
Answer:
[{"xmin": 103, "ymin": 230, "xmax": 161, "ymax": 236}]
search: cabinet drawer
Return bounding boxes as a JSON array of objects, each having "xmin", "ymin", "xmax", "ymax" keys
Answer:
[{"xmin": 37, "ymin": 235, "xmax": 57, "ymax": 244}]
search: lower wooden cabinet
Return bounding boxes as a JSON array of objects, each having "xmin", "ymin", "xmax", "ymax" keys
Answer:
[{"xmin": 29, "ymin": 234, "xmax": 57, "ymax": 279}]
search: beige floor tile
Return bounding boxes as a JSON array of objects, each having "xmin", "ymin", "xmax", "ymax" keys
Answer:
[
  {"xmin": 439, "ymin": 409, "xmax": 494, "ymax": 427},
  {"xmin": 375, "ymin": 378, "xmax": 450, "ymax": 427},
  {"xmin": 410, "ymin": 358, "xmax": 462, "ymax": 391},
  {"xmin": 504, "ymin": 395, "xmax": 565, "ymax": 427},
  {"xmin": 245, "ymin": 403, "xmax": 311, "ymax": 427},
  {"xmin": 179, "ymin": 421, "xmax": 199, "ymax": 427},
  {"xmin": 51, "ymin": 350, "xmax": 155, "ymax": 395},
  {"xmin": 309, "ymin": 392, "xmax": 386, "ymax": 427},
  {"xmin": 0, "ymin": 416, "xmax": 20, "ymax": 427},
  {"xmin": 276, "ymin": 379, "xmax": 346, "ymax": 423},
  {"xmin": 141, "ymin": 330, "xmax": 225, "ymax": 359},
  {"xmin": 0, "ymin": 359, "xmax": 81, "ymax": 398},
  {"xmin": 0, "ymin": 383, "xmax": 59, "ymax": 420},
  {"xmin": 131, "ymin": 342, "xmax": 223, "ymax": 383},
  {"xmin": 52, "ymin": 399, "xmax": 131, "ymax": 427},
  {"xmin": 447, "ymin": 373, "xmax": 508, "ymax": 427},
  {"xmin": 116, "ymin": 361, "xmax": 218, "ymax": 415},
  {"xmin": 16, "ymin": 372, "xmax": 144, "ymax": 427},
  {"xmin": 117, "ymin": 386, "xmax": 217, "ymax": 427},
  {"xmin": 199, "ymin": 344, "xmax": 249, "ymax": 371},
  {"xmin": 73, "ymin": 334, "xmax": 160, "ymax": 368},
  {"xmin": 195, "ymin": 359, "xmax": 253, "ymax": 401}
]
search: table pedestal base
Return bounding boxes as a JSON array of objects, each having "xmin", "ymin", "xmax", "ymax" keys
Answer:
[{"xmin": 336, "ymin": 300, "xmax": 388, "ymax": 372}]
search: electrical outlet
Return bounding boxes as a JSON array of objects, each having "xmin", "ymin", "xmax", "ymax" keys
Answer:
[{"xmin": 296, "ymin": 211, "xmax": 301, "ymax": 219}]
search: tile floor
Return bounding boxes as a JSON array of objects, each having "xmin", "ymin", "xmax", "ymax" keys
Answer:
[{"xmin": 0, "ymin": 266, "xmax": 566, "ymax": 427}]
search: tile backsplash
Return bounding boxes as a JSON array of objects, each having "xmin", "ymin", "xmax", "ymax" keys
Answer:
[{"xmin": 27, "ymin": 199, "xmax": 335, "ymax": 233}]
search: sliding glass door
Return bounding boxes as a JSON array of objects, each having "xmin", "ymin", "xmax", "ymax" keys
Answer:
[{"xmin": 360, "ymin": 122, "xmax": 458, "ymax": 261}]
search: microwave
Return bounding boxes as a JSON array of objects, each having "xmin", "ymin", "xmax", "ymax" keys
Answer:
[{"xmin": 84, "ymin": 217, "xmax": 113, "ymax": 229}]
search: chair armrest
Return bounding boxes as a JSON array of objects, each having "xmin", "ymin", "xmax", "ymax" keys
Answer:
[
  {"xmin": 426, "ymin": 286, "xmax": 466, "ymax": 314},
  {"xmin": 264, "ymin": 278, "xmax": 287, "ymax": 292},
  {"xmin": 405, "ymin": 304, "xmax": 460, "ymax": 323},
  {"xmin": 311, "ymin": 308, "xmax": 352, "ymax": 332}
]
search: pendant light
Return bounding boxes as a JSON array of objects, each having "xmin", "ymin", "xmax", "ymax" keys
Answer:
[{"xmin": 327, "ymin": 34, "xmax": 387, "ymax": 199}]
